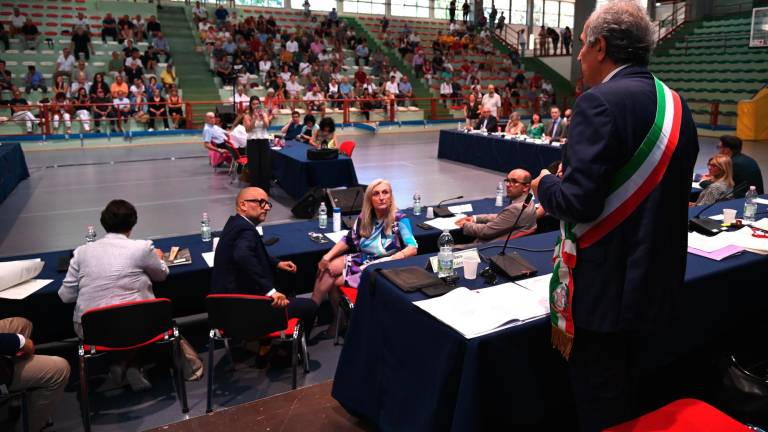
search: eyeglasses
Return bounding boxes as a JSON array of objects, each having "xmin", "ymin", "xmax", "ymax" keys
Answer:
[
  {"xmin": 244, "ymin": 198, "xmax": 272, "ymax": 209},
  {"xmin": 504, "ymin": 178, "xmax": 529, "ymax": 185}
]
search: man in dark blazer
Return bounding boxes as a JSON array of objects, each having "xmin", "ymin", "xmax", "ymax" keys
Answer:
[
  {"xmin": 472, "ymin": 106, "xmax": 498, "ymax": 132},
  {"xmin": 544, "ymin": 105, "xmax": 568, "ymax": 141},
  {"xmin": 531, "ymin": 2, "xmax": 699, "ymax": 431},
  {"xmin": 1, "ymin": 317, "xmax": 70, "ymax": 432},
  {"xmin": 212, "ymin": 187, "xmax": 317, "ymax": 338}
]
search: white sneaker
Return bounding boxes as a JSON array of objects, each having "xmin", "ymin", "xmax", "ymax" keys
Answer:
[{"xmin": 147, "ymin": 128, "xmax": 154, "ymax": 131}]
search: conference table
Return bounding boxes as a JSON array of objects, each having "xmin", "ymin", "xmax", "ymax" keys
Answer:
[
  {"xmin": 0, "ymin": 142, "xmax": 30, "ymax": 204},
  {"xmin": 437, "ymin": 130, "xmax": 564, "ymax": 174},
  {"xmin": 271, "ymin": 141, "xmax": 359, "ymax": 198},
  {"xmin": 332, "ymin": 197, "xmax": 768, "ymax": 431},
  {"xmin": 0, "ymin": 198, "xmax": 503, "ymax": 344}
]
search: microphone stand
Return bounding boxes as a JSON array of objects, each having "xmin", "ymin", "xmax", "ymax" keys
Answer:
[
  {"xmin": 433, "ymin": 195, "xmax": 465, "ymax": 218},
  {"xmin": 487, "ymin": 194, "xmax": 537, "ymax": 280},
  {"xmin": 689, "ymin": 182, "xmax": 748, "ymax": 236}
]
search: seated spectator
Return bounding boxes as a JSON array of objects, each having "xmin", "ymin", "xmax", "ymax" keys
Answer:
[
  {"xmin": 113, "ymin": 90, "xmax": 133, "ymax": 132},
  {"xmin": 73, "ymin": 60, "xmax": 92, "ymax": 84},
  {"xmin": 147, "ymin": 92, "xmax": 169, "ymax": 131},
  {"xmin": 298, "ymin": 114, "xmax": 318, "ymax": 143},
  {"xmin": 312, "ymin": 179, "xmax": 418, "ymax": 334},
  {"xmin": 59, "ymin": 200, "xmax": 203, "ymax": 390},
  {"xmin": 132, "ymin": 14, "xmax": 146, "ymax": 43},
  {"xmin": 131, "ymin": 92, "xmax": 150, "ymax": 127},
  {"xmin": 215, "ymin": 56, "xmax": 235, "ymax": 86},
  {"xmin": 51, "ymin": 92, "xmax": 73, "ymax": 134},
  {"xmin": 203, "ymin": 111, "xmax": 230, "ymax": 158},
  {"xmin": 310, "ymin": 116, "xmax": 337, "ymax": 149},
  {"xmin": 146, "ymin": 16, "xmax": 162, "ymax": 41},
  {"xmin": 108, "ymin": 51, "xmax": 125, "ymax": 79},
  {"xmin": 212, "ymin": 187, "xmax": 317, "ymax": 357},
  {"xmin": 102, "ymin": 12, "xmax": 118, "ymax": 43},
  {"xmin": 70, "ymin": 26, "xmax": 94, "ymax": 61},
  {"xmin": 142, "ymin": 46, "xmax": 160, "ymax": 73},
  {"xmin": 90, "ymin": 72, "xmax": 111, "ymax": 97},
  {"xmin": 339, "ymin": 77, "xmax": 353, "ymax": 100},
  {"xmin": 692, "ymin": 154, "xmax": 734, "ymax": 207},
  {"xmin": 91, "ymin": 87, "xmax": 116, "ymax": 133},
  {"xmin": 0, "ymin": 317, "xmax": 70, "ymax": 432},
  {"xmin": 51, "ymin": 75, "xmax": 69, "ymax": 98},
  {"xmin": 456, "ymin": 169, "xmax": 536, "ymax": 243},
  {"xmin": 160, "ymin": 64, "xmax": 177, "ymax": 91},
  {"xmin": 230, "ymin": 85, "xmax": 250, "ymax": 113},
  {"xmin": 468, "ymin": 106, "xmax": 498, "ymax": 132},
  {"xmin": 124, "ymin": 50, "xmax": 145, "ymax": 84},
  {"xmin": 544, "ymin": 106, "xmax": 567, "ymax": 141},
  {"xmin": 0, "ymin": 60, "xmax": 12, "ymax": 92},
  {"xmin": 384, "ymin": 75, "xmax": 399, "ymax": 98},
  {"xmin": 327, "ymin": 78, "xmax": 340, "ymax": 108},
  {"xmin": 192, "ymin": 1, "xmax": 209, "ymax": 26},
  {"xmin": 528, "ymin": 112, "xmax": 545, "ymax": 138},
  {"xmin": 146, "ymin": 76, "xmax": 163, "ymax": 100},
  {"xmin": 9, "ymin": 8, "xmax": 25, "ymax": 37},
  {"xmin": 397, "ymin": 76, "xmax": 414, "ymax": 106},
  {"xmin": 9, "ymin": 89, "xmax": 39, "ymax": 134},
  {"xmin": 24, "ymin": 65, "xmax": 47, "ymax": 94},
  {"xmin": 214, "ymin": 5, "xmax": 229, "ymax": 27},
  {"xmin": 110, "ymin": 74, "xmax": 129, "ymax": 98},
  {"xmin": 304, "ymin": 86, "xmax": 326, "ymax": 118},
  {"xmin": 129, "ymin": 78, "xmax": 146, "ymax": 102},
  {"xmin": 716, "ymin": 135, "xmax": 764, "ymax": 197},
  {"xmin": 355, "ymin": 41, "xmax": 370, "ymax": 66},
  {"xmin": 54, "ymin": 48, "xmax": 77, "ymax": 81},
  {"xmin": 505, "ymin": 111, "xmax": 526, "ymax": 135},
  {"xmin": 358, "ymin": 88, "xmax": 376, "ymax": 121},
  {"xmin": 21, "ymin": 17, "xmax": 40, "ymax": 51},
  {"xmin": 286, "ymin": 75, "xmax": 303, "ymax": 102},
  {"xmin": 73, "ymin": 87, "xmax": 92, "ymax": 132},
  {"xmin": 439, "ymin": 76, "xmax": 454, "ymax": 107},
  {"xmin": 281, "ymin": 111, "xmax": 304, "ymax": 140},
  {"xmin": 167, "ymin": 87, "xmax": 185, "ymax": 129}
]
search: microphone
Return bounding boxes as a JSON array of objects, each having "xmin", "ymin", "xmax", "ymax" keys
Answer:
[
  {"xmin": 689, "ymin": 182, "xmax": 748, "ymax": 236},
  {"xmin": 433, "ymin": 195, "xmax": 465, "ymax": 218},
  {"xmin": 487, "ymin": 193, "xmax": 537, "ymax": 280}
]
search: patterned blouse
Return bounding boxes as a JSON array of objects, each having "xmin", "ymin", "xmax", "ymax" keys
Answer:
[{"xmin": 341, "ymin": 211, "xmax": 418, "ymax": 287}]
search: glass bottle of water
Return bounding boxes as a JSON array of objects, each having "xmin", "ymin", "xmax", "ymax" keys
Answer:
[
  {"xmin": 318, "ymin": 202, "xmax": 328, "ymax": 229},
  {"xmin": 743, "ymin": 186, "xmax": 758, "ymax": 223},
  {"xmin": 437, "ymin": 229, "xmax": 455, "ymax": 278},
  {"xmin": 85, "ymin": 225, "xmax": 97, "ymax": 243},
  {"xmin": 201, "ymin": 212, "xmax": 212, "ymax": 242},
  {"xmin": 495, "ymin": 181, "xmax": 505, "ymax": 207},
  {"xmin": 413, "ymin": 192, "xmax": 422, "ymax": 216}
]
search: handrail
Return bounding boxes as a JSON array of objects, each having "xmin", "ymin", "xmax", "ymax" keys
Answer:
[{"xmin": 654, "ymin": 0, "xmax": 689, "ymax": 42}]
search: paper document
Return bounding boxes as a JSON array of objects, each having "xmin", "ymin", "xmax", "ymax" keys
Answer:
[
  {"xmin": 447, "ymin": 204, "xmax": 473, "ymax": 214},
  {"xmin": 687, "ymin": 245, "xmax": 744, "ymax": 261},
  {"xmin": 692, "ymin": 182, "xmax": 702, "ymax": 190},
  {"xmin": 201, "ymin": 252, "xmax": 215, "ymax": 268},
  {"xmin": 687, "ymin": 231, "xmax": 732, "ymax": 253},
  {"xmin": 413, "ymin": 283, "xmax": 549, "ymax": 339},
  {"xmin": 514, "ymin": 273, "xmax": 553, "ymax": 307},
  {"xmin": 0, "ymin": 279, "xmax": 53, "ymax": 300},
  {"xmin": 0, "ymin": 259, "xmax": 44, "ymax": 291},
  {"xmin": 324, "ymin": 230, "xmax": 349, "ymax": 243},
  {"xmin": 428, "ymin": 249, "xmax": 480, "ymax": 272},
  {"xmin": 754, "ymin": 198, "xmax": 768, "ymax": 205},
  {"xmin": 753, "ymin": 218, "xmax": 768, "ymax": 230},
  {"xmin": 424, "ymin": 214, "xmax": 467, "ymax": 231},
  {"xmin": 728, "ymin": 227, "xmax": 768, "ymax": 254}
]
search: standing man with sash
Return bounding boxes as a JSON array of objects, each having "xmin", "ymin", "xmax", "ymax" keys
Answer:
[{"xmin": 531, "ymin": 2, "xmax": 699, "ymax": 430}]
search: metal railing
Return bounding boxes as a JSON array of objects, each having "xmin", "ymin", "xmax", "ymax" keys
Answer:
[{"xmin": 654, "ymin": 1, "xmax": 689, "ymax": 42}]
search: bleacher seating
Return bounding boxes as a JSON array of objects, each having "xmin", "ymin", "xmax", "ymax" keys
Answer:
[{"xmin": 651, "ymin": 13, "xmax": 768, "ymax": 128}]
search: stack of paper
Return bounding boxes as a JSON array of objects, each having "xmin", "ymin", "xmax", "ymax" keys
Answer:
[
  {"xmin": 447, "ymin": 204, "xmax": 473, "ymax": 214},
  {"xmin": 413, "ymin": 282, "xmax": 549, "ymax": 339},
  {"xmin": 424, "ymin": 214, "xmax": 467, "ymax": 231},
  {"xmin": 324, "ymin": 230, "xmax": 348, "ymax": 243},
  {"xmin": 0, "ymin": 259, "xmax": 53, "ymax": 300}
]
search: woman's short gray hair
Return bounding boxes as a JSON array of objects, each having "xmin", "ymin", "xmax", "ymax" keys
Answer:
[{"xmin": 585, "ymin": 0, "xmax": 655, "ymax": 66}]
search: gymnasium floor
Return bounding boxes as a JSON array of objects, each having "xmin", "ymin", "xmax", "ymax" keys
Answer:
[{"xmin": 0, "ymin": 128, "xmax": 762, "ymax": 431}]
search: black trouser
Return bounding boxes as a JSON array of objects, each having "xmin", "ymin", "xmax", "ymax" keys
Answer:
[
  {"xmin": 246, "ymin": 138, "xmax": 271, "ymax": 193},
  {"xmin": 93, "ymin": 109, "xmax": 115, "ymax": 130},
  {"xmin": 101, "ymin": 28, "xmax": 117, "ymax": 43},
  {"xmin": 148, "ymin": 108, "xmax": 169, "ymax": 129},
  {"xmin": 287, "ymin": 297, "xmax": 317, "ymax": 340}
]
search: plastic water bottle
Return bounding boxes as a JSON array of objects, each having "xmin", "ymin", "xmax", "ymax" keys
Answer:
[
  {"xmin": 318, "ymin": 202, "xmax": 328, "ymax": 229},
  {"xmin": 743, "ymin": 186, "xmax": 758, "ymax": 223},
  {"xmin": 437, "ymin": 229, "xmax": 455, "ymax": 278},
  {"xmin": 480, "ymin": 124, "xmax": 487, "ymax": 134},
  {"xmin": 413, "ymin": 192, "xmax": 422, "ymax": 216},
  {"xmin": 495, "ymin": 181, "xmax": 505, "ymax": 207},
  {"xmin": 201, "ymin": 212, "xmax": 212, "ymax": 242},
  {"xmin": 85, "ymin": 225, "xmax": 97, "ymax": 243},
  {"xmin": 458, "ymin": 121, "xmax": 463, "ymax": 131},
  {"xmin": 332, "ymin": 207, "xmax": 342, "ymax": 232}
]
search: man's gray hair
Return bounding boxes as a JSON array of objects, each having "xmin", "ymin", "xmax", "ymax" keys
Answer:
[{"xmin": 586, "ymin": 0, "xmax": 655, "ymax": 66}]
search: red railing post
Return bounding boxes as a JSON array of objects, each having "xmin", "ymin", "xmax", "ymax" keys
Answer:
[
  {"xmin": 430, "ymin": 98, "xmax": 437, "ymax": 121},
  {"xmin": 185, "ymin": 102, "xmax": 193, "ymax": 129},
  {"xmin": 389, "ymin": 99, "xmax": 395, "ymax": 122},
  {"xmin": 710, "ymin": 102, "xmax": 719, "ymax": 129},
  {"xmin": 342, "ymin": 98, "xmax": 350, "ymax": 124}
]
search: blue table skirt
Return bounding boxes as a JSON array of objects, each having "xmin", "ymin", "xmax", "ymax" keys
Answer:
[
  {"xmin": 331, "ymin": 197, "xmax": 768, "ymax": 431},
  {"xmin": 0, "ymin": 142, "xmax": 30, "ymax": 204},
  {"xmin": 0, "ymin": 198, "xmax": 504, "ymax": 343},
  {"xmin": 437, "ymin": 130, "xmax": 564, "ymax": 174},
  {"xmin": 271, "ymin": 141, "xmax": 359, "ymax": 198}
]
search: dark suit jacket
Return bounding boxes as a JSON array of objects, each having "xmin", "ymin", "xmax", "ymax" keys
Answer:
[
  {"xmin": 545, "ymin": 117, "xmax": 568, "ymax": 140},
  {"xmin": 473, "ymin": 115, "xmax": 498, "ymax": 132},
  {"xmin": 538, "ymin": 65, "xmax": 699, "ymax": 333},
  {"xmin": 211, "ymin": 215, "xmax": 280, "ymax": 296}
]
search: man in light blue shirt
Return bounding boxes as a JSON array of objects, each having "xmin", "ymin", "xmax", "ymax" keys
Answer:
[{"xmin": 398, "ymin": 75, "xmax": 413, "ymax": 106}]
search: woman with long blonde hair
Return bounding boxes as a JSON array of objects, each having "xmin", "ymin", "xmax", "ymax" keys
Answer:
[
  {"xmin": 312, "ymin": 179, "xmax": 419, "ymax": 335},
  {"xmin": 692, "ymin": 154, "xmax": 734, "ymax": 206}
]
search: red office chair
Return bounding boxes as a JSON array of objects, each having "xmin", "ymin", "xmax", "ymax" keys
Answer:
[
  {"xmin": 334, "ymin": 286, "xmax": 358, "ymax": 345},
  {"xmin": 604, "ymin": 399, "xmax": 750, "ymax": 432},
  {"xmin": 77, "ymin": 298, "xmax": 189, "ymax": 432},
  {"xmin": 223, "ymin": 140, "xmax": 248, "ymax": 184},
  {"xmin": 339, "ymin": 140, "xmax": 356, "ymax": 157},
  {"xmin": 205, "ymin": 294, "xmax": 309, "ymax": 413}
]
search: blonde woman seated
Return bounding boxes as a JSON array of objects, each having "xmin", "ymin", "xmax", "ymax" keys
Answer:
[
  {"xmin": 312, "ymin": 179, "xmax": 418, "ymax": 330},
  {"xmin": 692, "ymin": 154, "xmax": 734, "ymax": 207},
  {"xmin": 504, "ymin": 111, "xmax": 526, "ymax": 136}
]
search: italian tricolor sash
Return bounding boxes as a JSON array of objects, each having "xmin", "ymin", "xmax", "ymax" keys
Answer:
[{"xmin": 550, "ymin": 76, "xmax": 683, "ymax": 359}]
